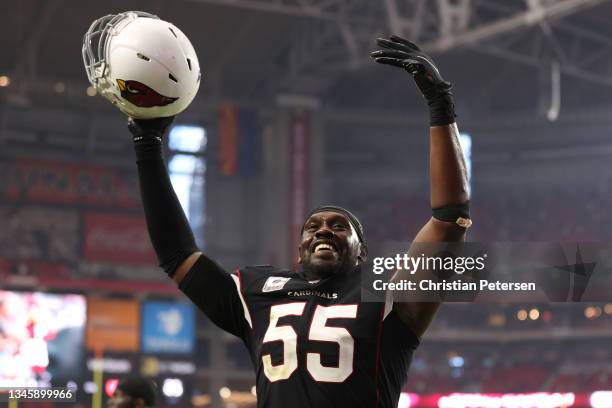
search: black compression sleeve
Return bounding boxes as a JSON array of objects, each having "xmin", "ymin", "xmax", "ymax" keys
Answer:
[{"xmin": 134, "ymin": 135, "xmax": 198, "ymax": 277}]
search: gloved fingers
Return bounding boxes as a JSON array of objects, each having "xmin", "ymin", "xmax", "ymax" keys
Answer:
[
  {"xmin": 405, "ymin": 54, "xmax": 442, "ymax": 81},
  {"xmin": 370, "ymin": 49, "xmax": 415, "ymax": 60},
  {"xmin": 405, "ymin": 62, "xmax": 425, "ymax": 75},
  {"xmin": 389, "ymin": 35, "xmax": 421, "ymax": 51},
  {"xmin": 371, "ymin": 52, "xmax": 424, "ymax": 71},
  {"xmin": 371, "ymin": 57, "xmax": 407, "ymax": 68},
  {"xmin": 375, "ymin": 42, "xmax": 437, "ymax": 70},
  {"xmin": 376, "ymin": 38, "xmax": 414, "ymax": 52},
  {"xmin": 371, "ymin": 49, "xmax": 437, "ymax": 75}
]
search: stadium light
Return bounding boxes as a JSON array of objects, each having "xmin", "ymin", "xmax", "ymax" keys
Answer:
[
  {"xmin": 84, "ymin": 381, "xmax": 98, "ymax": 394},
  {"xmin": 449, "ymin": 356, "xmax": 465, "ymax": 368},
  {"xmin": 66, "ymin": 381, "xmax": 78, "ymax": 392},
  {"xmin": 585, "ymin": 306, "xmax": 602, "ymax": 320},
  {"xmin": 162, "ymin": 378, "xmax": 184, "ymax": 398},
  {"xmin": 590, "ymin": 391, "xmax": 612, "ymax": 408},
  {"xmin": 219, "ymin": 387, "xmax": 231, "ymax": 399}
]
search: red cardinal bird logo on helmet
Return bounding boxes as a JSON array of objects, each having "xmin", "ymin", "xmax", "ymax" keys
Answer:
[{"xmin": 116, "ymin": 79, "xmax": 179, "ymax": 107}]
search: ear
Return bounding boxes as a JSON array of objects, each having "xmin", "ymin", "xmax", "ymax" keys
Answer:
[
  {"xmin": 357, "ymin": 244, "xmax": 368, "ymax": 262},
  {"xmin": 297, "ymin": 242, "xmax": 305, "ymax": 264}
]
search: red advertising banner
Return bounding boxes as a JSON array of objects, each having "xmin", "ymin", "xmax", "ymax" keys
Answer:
[
  {"xmin": 219, "ymin": 102, "xmax": 239, "ymax": 176},
  {"xmin": 84, "ymin": 213, "xmax": 156, "ymax": 265},
  {"xmin": 0, "ymin": 157, "xmax": 139, "ymax": 208},
  {"xmin": 289, "ymin": 113, "xmax": 309, "ymax": 264}
]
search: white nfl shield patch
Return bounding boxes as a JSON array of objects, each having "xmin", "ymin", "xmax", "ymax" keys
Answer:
[{"xmin": 262, "ymin": 276, "xmax": 291, "ymax": 292}]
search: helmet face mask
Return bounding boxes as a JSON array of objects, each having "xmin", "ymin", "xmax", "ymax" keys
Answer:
[{"xmin": 82, "ymin": 11, "xmax": 201, "ymax": 119}]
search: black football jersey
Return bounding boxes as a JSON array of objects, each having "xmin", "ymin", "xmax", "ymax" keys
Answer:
[{"xmin": 180, "ymin": 255, "xmax": 419, "ymax": 408}]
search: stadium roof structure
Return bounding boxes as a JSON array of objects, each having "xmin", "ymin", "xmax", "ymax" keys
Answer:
[
  {"xmin": 1, "ymin": 0, "xmax": 612, "ymax": 157},
  {"xmin": 1, "ymin": 0, "xmax": 612, "ymax": 108}
]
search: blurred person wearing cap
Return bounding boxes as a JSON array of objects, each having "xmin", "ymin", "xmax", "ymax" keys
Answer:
[
  {"xmin": 126, "ymin": 35, "xmax": 469, "ymax": 408},
  {"xmin": 107, "ymin": 377, "xmax": 156, "ymax": 408}
]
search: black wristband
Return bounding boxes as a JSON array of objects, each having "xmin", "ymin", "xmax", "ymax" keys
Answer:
[
  {"xmin": 432, "ymin": 201, "xmax": 470, "ymax": 222},
  {"xmin": 129, "ymin": 116, "xmax": 175, "ymax": 143},
  {"xmin": 428, "ymin": 92, "xmax": 456, "ymax": 127},
  {"xmin": 134, "ymin": 136, "xmax": 198, "ymax": 277}
]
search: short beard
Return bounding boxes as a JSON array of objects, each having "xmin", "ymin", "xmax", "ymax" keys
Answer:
[{"xmin": 301, "ymin": 258, "xmax": 352, "ymax": 280}]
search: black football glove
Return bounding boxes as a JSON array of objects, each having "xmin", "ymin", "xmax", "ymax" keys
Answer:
[
  {"xmin": 371, "ymin": 36, "xmax": 456, "ymax": 126},
  {"xmin": 370, "ymin": 35, "xmax": 452, "ymax": 103},
  {"xmin": 128, "ymin": 116, "xmax": 175, "ymax": 143}
]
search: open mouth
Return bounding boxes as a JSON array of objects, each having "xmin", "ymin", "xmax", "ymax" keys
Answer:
[{"xmin": 311, "ymin": 241, "xmax": 338, "ymax": 254}]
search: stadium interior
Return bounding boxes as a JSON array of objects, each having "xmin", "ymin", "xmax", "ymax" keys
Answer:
[{"xmin": 1, "ymin": 0, "xmax": 612, "ymax": 407}]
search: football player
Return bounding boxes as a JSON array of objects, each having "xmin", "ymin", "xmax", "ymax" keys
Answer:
[
  {"xmin": 107, "ymin": 377, "xmax": 156, "ymax": 408},
  {"xmin": 128, "ymin": 36, "xmax": 469, "ymax": 407}
]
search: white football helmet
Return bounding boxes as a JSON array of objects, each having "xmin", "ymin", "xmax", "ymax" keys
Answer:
[{"xmin": 82, "ymin": 11, "xmax": 201, "ymax": 119}]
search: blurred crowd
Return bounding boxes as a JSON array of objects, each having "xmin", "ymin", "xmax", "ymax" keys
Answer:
[
  {"xmin": 407, "ymin": 339, "xmax": 612, "ymax": 394},
  {"xmin": 335, "ymin": 182, "xmax": 612, "ymax": 242}
]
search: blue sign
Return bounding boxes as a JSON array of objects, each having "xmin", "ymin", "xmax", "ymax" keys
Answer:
[{"xmin": 141, "ymin": 301, "xmax": 195, "ymax": 354}]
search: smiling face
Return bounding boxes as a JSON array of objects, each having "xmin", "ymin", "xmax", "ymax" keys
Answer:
[{"xmin": 298, "ymin": 211, "xmax": 365, "ymax": 279}]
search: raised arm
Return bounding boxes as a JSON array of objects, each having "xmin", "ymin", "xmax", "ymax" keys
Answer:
[
  {"xmin": 371, "ymin": 36, "xmax": 470, "ymax": 337},
  {"xmin": 130, "ymin": 117, "xmax": 251, "ymax": 338},
  {"xmin": 129, "ymin": 116, "xmax": 202, "ymax": 285}
]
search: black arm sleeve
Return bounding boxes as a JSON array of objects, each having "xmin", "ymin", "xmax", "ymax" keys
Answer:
[
  {"xmin": 179, "ymin": 254, "xmax": 250, "ymax": 340},
  {"xmin": 131, "ymin": 119, "xmax": 249, "ymax": 339},
  {"xmin": 134, "ymin": 136, "xmax": 198, "ymax": 276}
]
